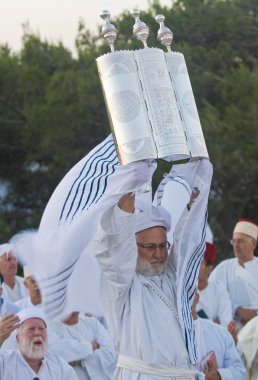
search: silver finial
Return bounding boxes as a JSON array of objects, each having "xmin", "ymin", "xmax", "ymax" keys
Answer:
[
  {"xmin": 155, "ymin": 14, "xmax": 173, "ymax": 51},
  {"xmin": 100, "ymin": 10, "xmax": 118, "ymax": 52},
  {"xmin": 131, "ymin": 8, "xmax": 149, "ymax": 48}
]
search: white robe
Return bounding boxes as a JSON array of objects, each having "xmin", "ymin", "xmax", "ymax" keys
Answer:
[
  {"xmin": 95, "ymin": 160, "xmax": 213, "ymax": 380},
  {"xmin": 47, "ymin": 316, "xmax": 117, "ymax": 380},
  {"xmin": 209, "ymin": 258, "xmax": 258, "ymax": 314},
  {"xmin": 0, "ymin": 349, "xmax": 78, "ymax": 380},
  {"xmin": 197, "ymin": 280, "xmax": 233, "ymax": 326},
  {"xmin": 195, "ymin": 318, "xmax": 246, "ymax": 380},
  {"xmin": 96, "ymin": 205, "xmax": 191, "ymax": 380},
  {"xmin": 2, "ymin": 275, "xmax": 28, "ymax": 302}
]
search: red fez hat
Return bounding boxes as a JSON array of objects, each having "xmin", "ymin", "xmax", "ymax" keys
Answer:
[{"xmin": 204, "ymin": 242, "xmax": 217, "ymax": 265}]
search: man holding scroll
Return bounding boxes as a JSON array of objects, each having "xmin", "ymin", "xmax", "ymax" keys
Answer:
[{"xmin": 95, "ymin": 158, "xmax": 213, "ymax": 380}]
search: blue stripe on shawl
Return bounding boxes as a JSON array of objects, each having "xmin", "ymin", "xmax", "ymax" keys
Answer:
[
  {"xmin": 83, "ymin": 157, "xmax": 118, "ymax": 209},
  {"xmin": 59, "ymin": 137, "xmax": 115, "ymax": 222},
  {"xmin": 64, "ymin": 144, "xmax": 116, "ymax": 222},
  {"xmin": 73, "ymin": 148, "xmax": 117, "ymax": 217},
  {"xmin": 181, "ymin": 210, "xmax": 208, "ymax": 363}
]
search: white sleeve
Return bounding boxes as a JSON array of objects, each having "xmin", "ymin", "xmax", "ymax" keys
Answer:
[
  {"xmin": 95, "ymin": 204, "xmax": 137, "ymax": 305},
  {"xmin": 47, "ymin": 325, "xmax": 93, "ymax": 363},
  {"xmin": 209, "ymin": 263, "xmax": 238, "ymax": 315},
  {"xmin": 217, "ymin": 333, "xmax": 246, "ymax": 380},
  {"xmin": 216, "ymin": 286, "xmax": 233, "ymax": 326},
  {"xmin": 209, "ymin": 263, "xmax": 228, "ymax": 290},
  {"xmin": 80, "ymin": 317, "xmax": 117, "ymax": 380}
]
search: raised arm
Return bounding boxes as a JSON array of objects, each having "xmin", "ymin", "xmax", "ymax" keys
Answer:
[{"xmin": 0, "ymin": 314, "xmax": 20, "ymax": 347}]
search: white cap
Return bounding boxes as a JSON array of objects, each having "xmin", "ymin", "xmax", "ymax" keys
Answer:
[
  {"xmin": 0, "ymin": 243, "xmax": 14, "ymax": 256},
  {"xmin": 17, "ymin": 308, "xmax": 47, "ymax": 326},
  {"xmin": 233, "ymin": 219, "xmax": 258, "ymax": 240},
  {"xmin": 135, "ymin": 204, "xmax": 171, "ymax": 234}
]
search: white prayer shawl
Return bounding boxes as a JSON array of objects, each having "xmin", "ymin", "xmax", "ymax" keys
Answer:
[
  {"xmin": 195, "ymin": 318, "xmax": 246, "ymax": 380},
  {"xmin": 47, "ymin": 316, "xmax": 117, "ymax": 380},
  {"xmin": 1, "ymin": 275, "xmax": 28, "ymax": 303},
  {"xmin": 196, "ymin": 280, "xmax": 233, "ymax": 326},
  {"xmin": 11, "ymin": 134, "xmax": 212, "ymax": 366},
  {"xmin": 0, "ymin": 350, "xmax": 78, "ymax": 380},
  {"xmin": 237, "ymin": 315, "xmax": 258, "ymax": 368},
  {"xmin": 95, "ymin": 159, "xmax": 213, "ymax": 378},
  {"xmin": 154, "ymin": 159, "xmax": 213, "ymax": 364},
  {"xmin": 11, "ymin": 135, "xmax": 156, "ymax": 319},
  {"xmin": 209, "ymin": 257, "xmax": 258, "ymax": 314}
]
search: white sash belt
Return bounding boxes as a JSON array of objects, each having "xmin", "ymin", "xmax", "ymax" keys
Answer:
[{"xmin": 117, "ymin": 354, "xmax": 204, "ymax": 379}]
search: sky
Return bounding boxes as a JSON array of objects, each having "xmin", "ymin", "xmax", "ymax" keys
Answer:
[{"xmin": 1, "ymin": 0, "xmax": 172, "ymax": 56}]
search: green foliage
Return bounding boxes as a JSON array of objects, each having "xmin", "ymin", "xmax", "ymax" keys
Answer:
[{"xmin": 0, "ymin": 0, "xmax": 257, "ymax": 261}]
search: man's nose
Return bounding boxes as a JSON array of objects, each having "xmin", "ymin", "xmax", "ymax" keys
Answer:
[{"xmin": 152, "ymin": 247, "xmax": 164, "ymax": 258}]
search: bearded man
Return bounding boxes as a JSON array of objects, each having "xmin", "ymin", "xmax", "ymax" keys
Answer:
[
  {"xmin": 0, "ymin": 308, "xmax": 78, "ymax": 379},
  {"xmin": 95, "ymin": 159, "xmax": 213, "ymax": 380}
]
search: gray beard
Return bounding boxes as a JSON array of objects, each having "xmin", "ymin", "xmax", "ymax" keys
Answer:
[
  {"xmin": 136, "ymin": 255, "xmax": 168, "ymax": 276},
  {"xmin": 19, "ymin": 336, "xmax": 47, "ymax": 360}
]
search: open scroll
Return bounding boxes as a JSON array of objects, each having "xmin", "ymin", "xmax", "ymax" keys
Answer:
[
  {"xmin": 97, "ymin": 12, "xmax": 208, "ymax": 165},
  {"xmin": 97, "ymin": 48, "xmax": 208, "ymax": 165}
]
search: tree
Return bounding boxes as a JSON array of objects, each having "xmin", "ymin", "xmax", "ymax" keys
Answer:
[{"xmin": 0, "ymin": 0, "xmax": 257, "ymax": 260}]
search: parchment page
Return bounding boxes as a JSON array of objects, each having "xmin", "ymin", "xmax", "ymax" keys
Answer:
[
  {"xmin": 165, "ymin": 51, "xmax": 209, "ymax": 158},
  {"xmin": 97, "ymin": 51, "xmax": 156, "ymax": 164},
  {"xmin": 134, "ymin": 48, "xmax": 190, "ymax": 161}
]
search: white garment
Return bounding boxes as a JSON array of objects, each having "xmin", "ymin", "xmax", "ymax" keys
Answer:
[
  {"xmin": 95, "ymin": 160, "xmax": 213, "ymax": 380},
  {"xmin": 0, "ymin": 298, "xmax": 20, "ymax": 317},
  {"xmin": 47, "ymin": 315, "xmax": 117, "ymax": 380},
  {"xmin": 197, "ymin": 280, "xmax": 233, "ymax": 326},
  {"xmin": 0, "ymin": 349, "xmax": 78, "ymax": 380},
  {"xmin": 237, "ymin": 315, "xmax": 258, "ymax": 379},
  {"xmin": 96, "ymin": 204, "xmax": 191, "ymax": 380},
  {"xmin": 195, "ymin": 318, "xmax": 246, "ymax": 380},
  {"xmin": 209, "ymin": 258, "xmax": 258, "ymax": 314},
  {"xmin": 2, "ymin": 275, "xmax": 28, "ymax": 302}
]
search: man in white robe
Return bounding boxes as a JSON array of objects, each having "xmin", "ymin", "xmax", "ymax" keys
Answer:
[
  {"xmin": 193, "ymin": 291, "xmax": 246, "ymax": 380},
  {"xmin": 95, "ymin": 159, "xmax": 213, "ymax": 380},
  {"xmin": 0, "ymin": 308, "xmax": 78, "ymax": 379},
  {"xmin": 209, "ymin": 219, "xmax": 258, "ymax": 327},
  {"xmin": 1, "ymin": 309, "xmax": 117, "ymax": 379},
  {"xmin": 196, "ymin": 242, "xmax": 236, "ymax": 340},
  {"xmin": 47, "ymin": 311, "xmax": 117, "ymax": 380},
  {"xmin": 0, "ymin": 244, "xmax": 28, "ymax": 302}
]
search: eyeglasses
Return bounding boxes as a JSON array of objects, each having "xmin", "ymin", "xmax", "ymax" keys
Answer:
[
  {"xmin": 33, "ymin": 378, "xmax": 40, "ymax": 380},
  {"xmin": 230, "ymin": 238, "xmax": 252, "ymax": 245},
  {"xmin": 137, "ymin": 241, "xmax": 171, "ymax": 252}
]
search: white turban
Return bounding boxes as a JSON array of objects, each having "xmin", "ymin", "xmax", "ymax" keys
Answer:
[
  {"xmin": 135, "ymin": 204, "xmax": 171, "ymax": 234},
  {"xmin": 233, "ymin": 219, "xmax": 258, "ymax": 240},
  {"xmin": 17, "ymin": 308, "xmax": 47, "ymax": 326}
]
